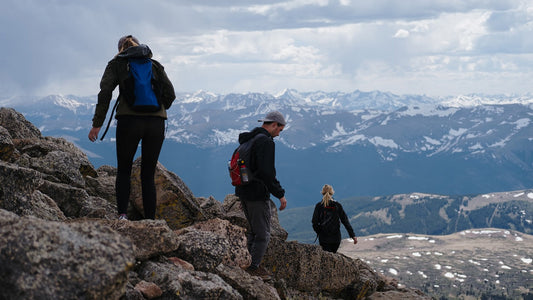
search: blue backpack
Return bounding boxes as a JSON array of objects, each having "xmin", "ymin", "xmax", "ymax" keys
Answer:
[
  {"xmin": 123, "ymin": 57, "xmax": 161, "ymax": 112},
  {"xmin": 100, "ymin": 57, "xmax": 161, "ymax": 140}
]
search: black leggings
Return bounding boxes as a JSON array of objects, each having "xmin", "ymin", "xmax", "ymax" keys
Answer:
[{"xmin": 115, "ymin": 116, "xmax": 165, "ymax": 219}]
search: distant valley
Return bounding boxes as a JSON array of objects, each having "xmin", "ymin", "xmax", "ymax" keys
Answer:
[{"xmin": 339, "ymin": 229, "xmax": 533, "ymax": 299}]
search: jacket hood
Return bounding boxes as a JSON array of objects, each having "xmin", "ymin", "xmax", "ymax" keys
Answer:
[
  {"xmin": 238, "ymin": 127, "xmax": 271, "ymax": 144},
  {"xmin": 117, "ymin": 44, "xmax": 153, "ymax": 59}
]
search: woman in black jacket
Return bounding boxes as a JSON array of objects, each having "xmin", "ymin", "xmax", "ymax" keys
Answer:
[{"xmin": 312, "ymin": 184, "xmax": 358, "ymax": 253}]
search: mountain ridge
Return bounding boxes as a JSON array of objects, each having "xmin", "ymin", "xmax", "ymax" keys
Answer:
[
  {"xmin": 1, "ymin": 90, "xmax": 532, "ymax": 206},
  {"xmin": 3, "ymin": 90, "xmax": 532, "ymax": 150}
]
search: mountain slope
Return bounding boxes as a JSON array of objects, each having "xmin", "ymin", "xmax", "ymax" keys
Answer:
[
  {"xmin": 280, "ymin": 189, "xmax": 533, "ymax": 243},
  {"xmin": 1, "ymin": 91, "xmax": 532, "ymax": 206},
  {"xmin": 339, "ymin": 229, "xmax": 533, "ymax": 299}
]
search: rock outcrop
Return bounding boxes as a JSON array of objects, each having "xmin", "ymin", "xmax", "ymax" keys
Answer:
[
  {"xmin": 0, "ymin": 107, "xmax": 430, "ymax": 299},
  {"xmin": 0, "ymin": 209, "xmax": 134, "ymax": 299}
]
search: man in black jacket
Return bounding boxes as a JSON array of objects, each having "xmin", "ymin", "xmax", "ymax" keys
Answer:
[{"xmin": 236, "ymin": 111, "xmax": 288, "ymax": 279}]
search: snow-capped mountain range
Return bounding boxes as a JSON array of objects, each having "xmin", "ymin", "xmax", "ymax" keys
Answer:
[
  {"xmin": 163, "ymin": 89, "xmax": 533, "ymax": 156},
  {"xmin": 2, "ymin": 89, "xmax": 532, "ymax": 206}
]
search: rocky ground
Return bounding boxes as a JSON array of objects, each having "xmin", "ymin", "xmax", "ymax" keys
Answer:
[{"xmin": 0, "ymin": 107, "xmax": 430, "ymax": 299}]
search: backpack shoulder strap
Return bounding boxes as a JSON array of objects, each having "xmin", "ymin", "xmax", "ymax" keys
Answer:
[{"xmin": 99, "ymin": 99, "xmax": 119, "ymax": 141}]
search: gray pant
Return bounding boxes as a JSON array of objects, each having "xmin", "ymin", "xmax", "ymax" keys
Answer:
[{"xmin": 241, "ymin": 199, "xmax": 272, "ymax": 268}]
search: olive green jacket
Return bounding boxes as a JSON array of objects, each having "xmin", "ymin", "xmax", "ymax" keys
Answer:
[{"xmin": 92, "ymin": 45, "xmax": 176, "ymax": 128}]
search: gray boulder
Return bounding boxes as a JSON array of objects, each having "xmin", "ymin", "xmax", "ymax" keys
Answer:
[
  {"xmin": 175, "ymin": 218, "xmax": 251, "ymax": 271},
  {"xmin": 0, "ymin": 107, "xmax": 41, "ymax": 139},
  {"xmin": 0, "ymin": 160, "xmax": 66, "ymax": 221},
  {"xmin": 174, "ymin": 227, "xmax": 231, "ymax": 272},
  {"xmin": 13, "ymin": 136, "xmax": 96, "ymax": 187},
  {"xmin": 138, "ymin": 260, "xmax": 243, "ymax": 300},
  {"xmin": 215, "ymin": 264, "xmax": 281, "ymax": 300},
  {"xmin": 262, "ymin": 239, "xmax": 364, "ymax": 296},
  {"xmin": 0, "ymin": 107, "xmax": 108, "ymax": 221},
  {"xmin": 84, "ymin": 165, "xmax": 117, "ymax": 203},
  {"xmin": 130, "ymin": 158, "xmax": 206, "ymax": 228},
  {"xmin": 0, "ymin": 126, "xmax": 15, "ymax": 160},
  {"xmin": 97, "ymin": 219, "xmax": 181, "ymax": 261},
  {"xmin": 0, "ymin": 209, "xmax": 134, "ymax": 299},
  {"xmin": 198, "ymin": 195, "xmax": 226, "ymax": 219}
]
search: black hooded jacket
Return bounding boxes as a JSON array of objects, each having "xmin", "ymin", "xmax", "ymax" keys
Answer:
[
  {"xmin": 312, "ymin": 200, "xmax": 355, "ymax": 243},
  {"xmin": 235, "ymin": 127, "xmax": 285, "ymax": 201}
]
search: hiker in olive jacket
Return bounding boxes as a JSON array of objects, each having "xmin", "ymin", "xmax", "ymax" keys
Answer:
[
  {"xmin": 91, "ymin": 42, "xmax": 175, "ymax": 129},
  {"xmin": 88, "ymin": 35, "xmax": 175, "ymax": 221}
]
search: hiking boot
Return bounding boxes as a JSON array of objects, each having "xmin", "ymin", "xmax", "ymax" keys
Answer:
[
  {"xmin": 245, "ymin": 266, "xmax": 272, "ymax": 281},
  {"xmin": 118, "ymin": 214, "xmax": 128, "ymax": 221}
]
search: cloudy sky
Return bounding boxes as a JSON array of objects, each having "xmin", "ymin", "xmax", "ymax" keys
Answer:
[{"xmin": 2, "ymin": 0, "xmax": 533, "ymax": 98}]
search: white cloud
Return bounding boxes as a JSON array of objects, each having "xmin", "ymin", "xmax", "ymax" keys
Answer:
[
  {"xmin": 394, "ymin": 29, "xmax": 410, "ymax": 38},
  {"xmin": 1, "ymin": 0, "xmax": 533, "ymax": 97}
]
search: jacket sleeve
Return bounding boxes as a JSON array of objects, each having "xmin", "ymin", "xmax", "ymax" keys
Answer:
[
  {"xmin": 254, "ymin": 136, "xmax": 285, "ymax": 199},
  {"xmin": 152, "ymin": 60, "xmax": 176, "ymax": 109},
  {"xmin": 92, "ymin": 60, "xmax": 119, "ymax": 128},
  {"xmin": 312, "ymin": 204, "xmax": 321, "ymax": 233},
  {"xmin": 338, "ymin": 203, "xmax": 356, "ymax": 238}
]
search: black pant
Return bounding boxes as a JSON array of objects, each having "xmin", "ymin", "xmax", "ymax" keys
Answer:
[
  {"xmin": 115, "ymin": 116, "xmax": 165, "ymax": 219},
  {"xmin": 319, "ymin": 240, "xmax": 340, "ymax": 253}
]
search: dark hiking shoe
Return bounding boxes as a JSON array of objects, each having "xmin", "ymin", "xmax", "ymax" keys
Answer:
[{"xmin": 245, "ymin": 266, "xmax": 272, "ymax": 281}]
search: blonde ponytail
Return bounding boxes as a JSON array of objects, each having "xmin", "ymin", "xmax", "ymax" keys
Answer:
[{"xmin": 320, "ymin": 184, "xmax": 335, "ymax": 207}]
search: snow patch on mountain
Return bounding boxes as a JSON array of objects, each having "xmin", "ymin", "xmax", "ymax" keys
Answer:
[
  {"xmin": 448, "ymin": 128, "xmax": 468, "ymax": 137},
  {"xmin": 369, "ymin": 136, "xmax": 398, "ymax": 149},
  {"xmin": 514, "ymin": 118, "xmax": 530, "ymax": 129},
  {"xmin": 489, "ymin": 137, "xmax": 511, "ymax": 148},
  {"xmin": 442, "ymin": 94, "xmax": 533, "ymax": 107},
  {"xmin": 166, "ymin": 127, "xmax": 198, "ymax": 143},
  {"xmin": 397, "ymin": 105, "xmax": 458, "ymax": 117},
  {"xmin": 325, "ymin": 122, "xmax": 349, "ymax": 139},
  {"xmin": 211, "ymin": 128, "xmax": 242, "ymax": 145},
  {"xmin": 330, "ymin": 134, "xmax": 365, "ymax": 148},
  {"xmin": 424, "ymin": 136, "xmax": 441, "ymax": 146},
  {"xmin": 51, "ymin": 95, "xmax": 85, "ymax": 113}
]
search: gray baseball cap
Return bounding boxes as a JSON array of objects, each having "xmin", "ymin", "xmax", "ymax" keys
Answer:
[{"xmin": 258, "ymin": 111, "xmax": 286, "ymax": 126}]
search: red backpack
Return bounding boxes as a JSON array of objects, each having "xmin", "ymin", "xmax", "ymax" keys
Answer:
[{"xmin": 228, "ymin": 134, "xmax": 265, "ymax": 186}]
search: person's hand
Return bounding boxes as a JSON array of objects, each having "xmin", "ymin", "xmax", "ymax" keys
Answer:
[
  {"xmin": 88, "ymin": 127, "xmax": 101, "ymax": 142},
  {"xmin": 279, "ymin": 196, "xmax": 287, "ymax": 211},
  {"xmin": 353, "ymin": 236, "xmax": 358, "ymax": 245}
]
